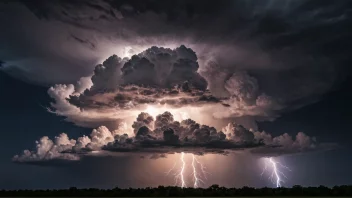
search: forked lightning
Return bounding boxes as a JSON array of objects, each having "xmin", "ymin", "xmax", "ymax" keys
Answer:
[
  {"xmin": 166, "ymin": 152, "xmax": 208, "ymax": 188},
  {"xmin": 261, "ymin": 157, "xmax": 291, "ymax": 187}
]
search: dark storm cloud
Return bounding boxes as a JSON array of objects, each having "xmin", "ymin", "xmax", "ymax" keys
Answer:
[
  {"xmin": 47, "ymin": 45, "xmax": 279, "ymax": 129},
  {"xmin": 89, "ymin": 55, "xmax": 126, "ymax": 92},
  {"xmin": 2, "ymin": 0, "xmax": 351, "ymax": 80},
  {"xmin": 120, "ymin": 45, "xmax": 207, "ymax": 90},
  {"xmin": 1, "ymin": 0, "xmax": 347, "ymax": 123},
  {"xmin": 251, "ymin": 131, "xmax": 338, "ymax": 157},
  {"xmin": 13, "ymin": 111, "xmax": 333, "ymax": 165},
  {"xmin": 69, "ymin": 83, "xmax": 219, "ymax": 110},
  {"xmin": 0, "ymin": 0, "xmax": 350, "ymax": 120},
  {"xmin": 82, "ymin": 45, "xmax": 208, "ymax": 92},
  {"xmin": 99, "ymin": 112, "xmax": 262, "ymax": 155},
  {"xmin": 43, "ymin": 45, "xmax": 235, "ymax": 132}
]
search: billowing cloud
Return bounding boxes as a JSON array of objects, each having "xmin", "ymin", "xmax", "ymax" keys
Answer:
[
  {"xmin": 90, "ymin": 55, "xmax": 126, "ymax": 92},
  {"xmin": 120, "ymin": 45, "xmax": 207, "ymax": 90},
  {"xmin": 13, "ymin": 134, "xmax": 79, "ymax": 163},
  {"xmin": 13, "ymin": 111, "xmax": 333, "ymax": 165},
  {"xmin": 46, "ymin": 45, "xmax": 283, "ymax": 133},
  {"xmin": 250, "ymin": 131, "xmax": 337, "ymax": 156}
]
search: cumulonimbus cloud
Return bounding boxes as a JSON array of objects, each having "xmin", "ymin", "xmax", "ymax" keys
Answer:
[
  {"xmin": 13, "ymin": 111, "xmax": 334, "ymax": 165},
  {"xmin": 46, "ymin": 45, "xmax": 282, "ymax": 133},
  {"xmin": 2, "ymin": 1, "xmax": 349, "ymax": 133}
]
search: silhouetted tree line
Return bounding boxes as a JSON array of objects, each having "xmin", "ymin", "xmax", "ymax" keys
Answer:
[{"xmin": 1, "ymin": 185, "xmax": 352, "ymax": 197}]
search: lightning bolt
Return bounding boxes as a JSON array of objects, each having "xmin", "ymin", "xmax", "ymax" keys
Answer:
[
  {"xmin": 166, "ymin": 152, "xmax": 187, "ymax": 187},
  {"xmin": 191, "ymin": 154, "xmax": 210, "ymax": 188},
  {"xmin": 193, "ymin": 154, "xmax": 209, "ymax": 180},
  {"xmin": 191, "ymin": 154, "xmax": 202, "ymax": 188},
  {"xmin": 166, "ymin": 153, "xmax": 208, "ymax": 188},
  {"xmin": 261, "ymin": 157, "xmax": 291, "ymax": 187},
  {"xmin": 165, "ymin": 162, "xmax": 177, "ymax": 176},
  {"xmin": 179, "ymin": 152, "xmax": 187, "ymax": 187},
  {"xmin": 270, "ymin": 158, "xmax": 281, "ymax": 187}
]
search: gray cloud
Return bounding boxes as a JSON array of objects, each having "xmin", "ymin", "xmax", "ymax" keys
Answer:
[
  {"xmin": 90, "ymin": 55, "xmax": 126, "ymax": 92},
  {"xmin": 119, "ymin": 45, "xmax": 207, "ymax": 91},
  {"xmin": 2, "ymin": 1, "xmax": 350, "ymax": 86},
  {"xmin": 13, "ymin": 111, "xmax": 333, "ymax": 165},
  {"xmin": 251, "ymin": 131, "xmax": 338, "ymax": 157},
  {"xmin": 46, "ymin": 45, "xmax": 281, "ymax": 132}
]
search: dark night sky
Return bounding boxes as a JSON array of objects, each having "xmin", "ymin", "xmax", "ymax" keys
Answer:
[{"xmin": 0, "ymin": 0, "xmax": 352, "ymax": 189}]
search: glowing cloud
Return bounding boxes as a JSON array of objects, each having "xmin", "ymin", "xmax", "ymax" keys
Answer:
[{"xmin": 13, "ymin": 111, "xmax": 331, "ymax": 165}]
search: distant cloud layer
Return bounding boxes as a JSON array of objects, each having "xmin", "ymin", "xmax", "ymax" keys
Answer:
[{"xmin": 14, "ymin": 111, "xmax": 333, "ymax": 165}]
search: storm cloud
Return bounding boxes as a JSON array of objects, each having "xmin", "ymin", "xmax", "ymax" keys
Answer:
[
  {"xmin": 0, "ymin": 0, "xmax": 351, "ymax": 190},
  {"xmin": 0, "ymin": 0, "xmax": 343, "ymax": 169},
  {"xmin": 0, "ymin": 1, "xmax": 350, "ymax": 132},
  {"xmin": 13, "ymin": 111, "xmax": 332, "ymax": 165},
  {"xmin": 44, "ymin": 45, "xmax": 283, "ymax": 134},
  {"xmin": 1, "ymin": 0, "xmax": 351, "ymax": 106}
]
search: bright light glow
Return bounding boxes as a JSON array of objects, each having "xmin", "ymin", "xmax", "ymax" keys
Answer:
[
  {"xmin": 145, "ymin": 106, "xmax": 160, "ymax": 118},
  {"xmin": 113, "ymin": 121, "xmax": 134, "ymax": 137},
  {"xmin": 123, "ymin": 46, "xmax": 135, "ymax": 58},
  {"xmin": 102, "ymin": 43, "xmax": 182, "ymax": 62},
  {"xmin": 261, "ymin": 157, "xmax": 291, "ymax": 187},
  {"xmin": 144, "ymin": 105, "xmax": 190, "ymax": 121}
]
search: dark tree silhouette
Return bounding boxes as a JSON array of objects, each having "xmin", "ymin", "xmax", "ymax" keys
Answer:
[{"xmin": 1, "ymin": 185, "xmax": 352, "ymax": 197}]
